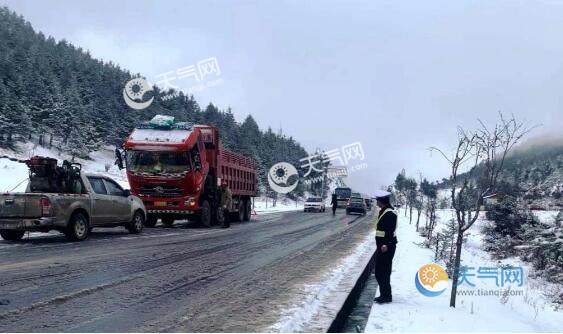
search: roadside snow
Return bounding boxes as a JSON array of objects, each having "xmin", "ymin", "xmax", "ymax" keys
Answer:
[
  {"xmin": 0, "ymin": 158, "xmax": 30, "ymax": 192},
  {"xmin": 364, "ymin": 209, "xmax": 563, "ymax": 332},
  {"xmin": 270, "ymin": 230, "xmax": 376, "ymax": 332},
  {"xmin": 253, "ymin": 196, "xmax": 304, "ymax": 214}
]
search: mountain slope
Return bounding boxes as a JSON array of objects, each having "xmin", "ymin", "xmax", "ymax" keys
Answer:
[{"xmin": 0, "ymin": 6, "xmax": 313, "ymax": 195}]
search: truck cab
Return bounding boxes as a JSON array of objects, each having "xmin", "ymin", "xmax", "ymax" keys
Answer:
[{"xmin": 119, "ymin": 115, "xmax": 257, "ymax": 228}]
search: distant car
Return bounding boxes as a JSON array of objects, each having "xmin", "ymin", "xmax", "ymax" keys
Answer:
[
  {"xmin": 304, "ymin": 197, "xmax": 326, "ymax": 212},
  {"xmin": 364, "ymin": 198, "xmax": 373, "ymax": 211},
  {"xmin": 346, "ymin": 195, "xmax": 366, "ymax": 215}
]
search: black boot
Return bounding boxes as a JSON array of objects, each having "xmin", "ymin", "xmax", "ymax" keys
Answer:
[{"xmin": 374, "ymin": 296, "xmax": 392, "ymax": 304}]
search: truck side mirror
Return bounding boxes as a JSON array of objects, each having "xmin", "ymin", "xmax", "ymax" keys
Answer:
[{"xmin": 115, "ymin": 148, "xmax": 124, "ymax": 170}]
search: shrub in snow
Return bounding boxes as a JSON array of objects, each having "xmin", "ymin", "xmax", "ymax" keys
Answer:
[
  {"xmin": 433, "ymin": 218, "xmax": 459, "ymax": 276},
  {"xmin": 520, "ymin": 210, "xmax": 563, "ymax": 287},
  {"xmin": 485, "ymin": 197, "xmax": 563, "ymax": 289}
]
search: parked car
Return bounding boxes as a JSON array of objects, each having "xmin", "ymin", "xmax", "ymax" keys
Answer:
[
  {"xmin": 0, "ymin": 156, "xmax": 147, "ymax": 242},
  {"xmin": 346, "ymin": 195, "xmax": 366, "ymax": 215},
  {"xmin": 304, "ymin": 197, "xmax": 326, "ymax": 212}
]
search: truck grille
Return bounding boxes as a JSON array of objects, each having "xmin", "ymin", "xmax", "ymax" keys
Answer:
[{"xmin": 139, "ymin": 185, "xmax": 183, "ymax": 197}]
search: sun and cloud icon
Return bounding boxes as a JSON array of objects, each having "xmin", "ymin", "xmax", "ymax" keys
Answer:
[{"xmin": 415, "ymin": 263, "xmax": 449, "ymax": 297}]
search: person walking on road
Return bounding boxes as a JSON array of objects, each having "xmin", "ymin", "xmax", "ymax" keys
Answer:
[
  {"xmin": 219, "ymin": 180, "xmax": 232, "ymax": 228},
  {"xmin": 373, "ymin": 190, "xmax": 397, "ymax": 304},
  {"xmin": 331, "ymin": 193, "xmax": 338, "ymax": 216}
]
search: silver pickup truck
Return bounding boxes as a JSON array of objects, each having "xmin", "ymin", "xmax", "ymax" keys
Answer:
[{"xmin": 0, "ymin": 162, "xmax": 147, "ymax": 242}]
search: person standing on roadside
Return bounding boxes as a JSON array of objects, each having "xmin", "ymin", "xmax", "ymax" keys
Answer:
[
  {"xmin": 219, "ymin": 180, "xmax": 232, "ymax": 228},
  {"xmin": 373, "ymin": 190, "xmax": 397, "ymax": 304},
  {"xmin": 331, "ymin": 193, "xmax": 338, "ymax": 216}
]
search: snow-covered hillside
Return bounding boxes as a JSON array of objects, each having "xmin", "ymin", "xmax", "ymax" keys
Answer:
[
  {"xmin": 0, "ymin": 142, "xmax": 128, "ymax": 192},
  {"xmin": 364, "ymin": 209, "xmax": 563, "ymax": 332}
]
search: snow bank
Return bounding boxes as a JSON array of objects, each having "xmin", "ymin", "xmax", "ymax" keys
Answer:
[
  {"xmin": 270, "ymin": 231, "xmax": 376, "ymax": 332},
  {"xmin": 253, "ymin": 196, "xmax": 304, "ymax": 214},
  {"xmin": 364, "ymin": 209, "xmax": 563, "ymax": 332},
  {"xmin": 0, "ymin": 158, "xmax": 30, "ymax": 192}
]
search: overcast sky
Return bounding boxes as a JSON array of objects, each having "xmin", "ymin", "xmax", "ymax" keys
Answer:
[{"xmin": 3, "ymin": 0, "xmax": 563, "ymax": 193}]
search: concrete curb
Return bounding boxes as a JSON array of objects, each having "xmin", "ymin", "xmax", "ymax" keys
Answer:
[{"xmin": 327, "ymin": 249, "xmax": 377, "ymax": 333}]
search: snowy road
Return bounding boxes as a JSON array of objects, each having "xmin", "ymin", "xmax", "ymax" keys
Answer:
[{"xmin": 0, "ymin": 210, "xmax": 374, "ymax": 332}]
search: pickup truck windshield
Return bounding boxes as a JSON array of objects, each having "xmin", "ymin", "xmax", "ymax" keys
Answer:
[{"xmin": 126, "ymin": 151, "xmax": 191, "ymax": 174}]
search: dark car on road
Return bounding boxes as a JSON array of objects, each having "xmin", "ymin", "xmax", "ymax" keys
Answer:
[{"xmin": 346, "ymin": 194, "xmax": 366, "ymax": 215}]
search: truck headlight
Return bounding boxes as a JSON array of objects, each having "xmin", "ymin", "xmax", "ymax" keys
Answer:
[{"xmin": 184, "ymin": 198, "xmax": 197, "ymax": 207}]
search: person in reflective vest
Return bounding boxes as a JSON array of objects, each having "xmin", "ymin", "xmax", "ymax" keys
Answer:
[{"xmin": 373, "ymin": 191, "xmax": 397, "ymax": 304}]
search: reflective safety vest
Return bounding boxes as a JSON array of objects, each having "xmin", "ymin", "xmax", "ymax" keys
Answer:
[{"xmin": 375, "ymin": 208, "xmax": 397, "ymax": 238}]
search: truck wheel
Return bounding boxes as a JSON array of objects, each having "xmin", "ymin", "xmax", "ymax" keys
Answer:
[
  {"xmin": 243, "ymin": 199, "xmax": 251, "ymax": 222},
  {"xmin": 236, "ymin": 200, "xmax": 244, "ymax": 222},
  {"xmin": 144, "ymin": 215, "xmax": 157, "ymax": 228},
  {"xmin": 65, "ymin": 212, "xmax": 90, "ymax": 241},
  {"xmin": 128, "ymin": 210, "xmax": 144, "ymax": 234},
  {"xmin": 162, "ymin": 216, "xmax": 175, "ymax": 227},
  {"xmin": 0, "ymin": 230, "xmax": 25, "ymax": 241},
  {"xmin": 199, "ymin": 200, "xmax": 212, "ymax": 227},
  {"xmin": 213, "ymin": 205, "xmax": 225, "ymax": 226}
]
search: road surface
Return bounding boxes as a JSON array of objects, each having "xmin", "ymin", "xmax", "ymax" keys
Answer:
[{"xmin": 0, "ymin": 210, "xmax": 374, "ymax": 332}]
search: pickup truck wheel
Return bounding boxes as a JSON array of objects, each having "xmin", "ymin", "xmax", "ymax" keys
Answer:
[
  {"xmin": 200, "ymin": 200, "xmax": 212, "ymax": 227},
  {"xmin": 0, "ymin": 230, "xmax": 25, "ymax": 241},
  {"xmin": 128, "ymin": 211, "xmax": 144, "ymax": 234},
  {"xmin": 243, "ymin": 199, "xmax": 251, "ymax": 222},
  {"xmin": 66, "ymin": 212, "xmax": 89, "ymax": 241},
  {"xmin": 144, "ymin": 215, "xmax": 157, "ymax": 228}
]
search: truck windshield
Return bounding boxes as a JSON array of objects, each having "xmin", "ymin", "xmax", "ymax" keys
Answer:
[
  {"xmin": 335, "ymin": 188, "xmax": 352, "ymax": 199},
  {"xmin": 126, "ymin": 151, "xmax": 191, "ymax": 174}
]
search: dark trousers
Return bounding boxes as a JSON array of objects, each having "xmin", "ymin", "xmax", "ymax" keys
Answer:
[
  {"xmin": 332, "ymin": 205, "xmax": 337, "ymax": 215},
  {"xmin": 375, "ymin": 244, "xmax": 396, "ymax": 299}
]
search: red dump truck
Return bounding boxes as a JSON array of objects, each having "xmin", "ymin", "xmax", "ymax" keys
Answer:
[{"xmin": 116, "ymin": 115, "xmax": 257, "ymax": 227}]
